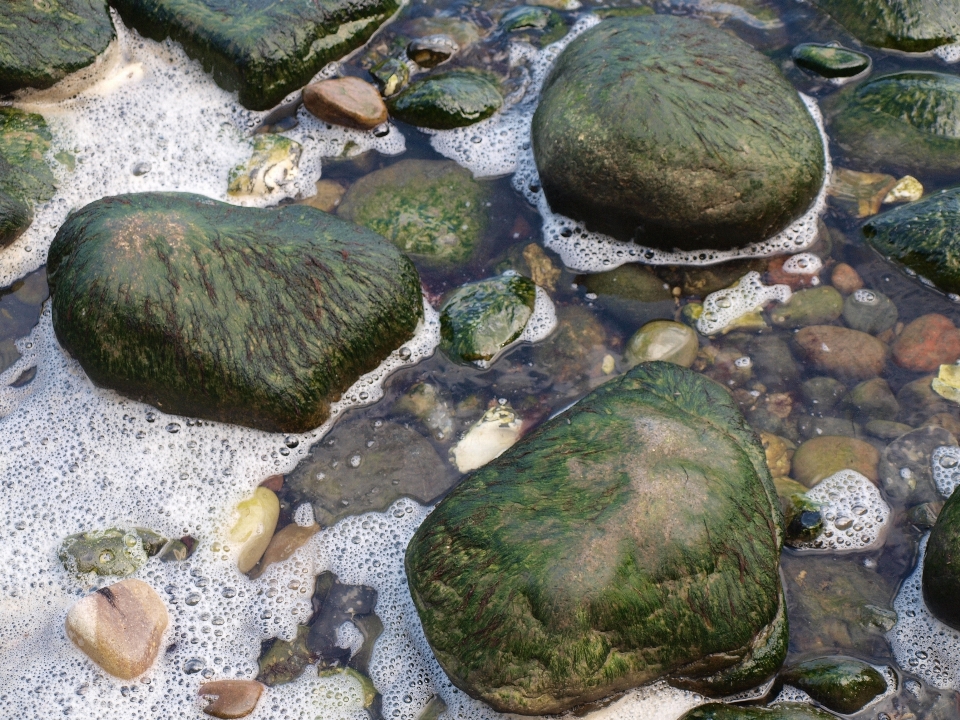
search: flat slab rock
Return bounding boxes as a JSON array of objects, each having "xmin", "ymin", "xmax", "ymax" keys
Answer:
[
  {"xmin": 47, "ymin": 192, "xmax": 423, "ymax": 433},
  {"xmin": 109, "ymin": 0, "xmax": 401, "ymax": 110},
  {"xmin": 406, "ymin": 362, "xmax": 784, "ymax": 714}
]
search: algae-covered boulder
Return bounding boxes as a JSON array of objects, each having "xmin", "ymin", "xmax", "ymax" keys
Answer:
[
  {"xmin": 680, "ymin": 703, "xmax": 840, "ymax": 719},
  {"xmin": 826, "ymin": 73, "xmax": 960, "ymax": 175},
  {"xmin": 0, "ymin": 108, "xmax": 57, "ymax": 248},
  {"xmin": 780, "ymin": 657, "xmax": 886, "ymax": 714},
  {"xmin": 109, "ymin": 0, "xmax": 400, "ymax": 110},
  {"xmin": 923, "ymin": 485, "xmax": 960, "ymax": 630},
  {"xmin": 386, "ymin": 71, "xmax": 503, "ymax": 129},
  {"xmin": 810, "ymin": 0, "xmax": 960, "ymax": 52},
  {"xmin": 792, "ymin": 43, "xmax": 869, "ymax": 79},
  {"xmin": 47, "ymin": 192, "xmax": 422, "ymax": 433},
  {"xmin": 406, "ymin": 362, "xmax": 785, "ymax": 714},
  {"xmin": 337, "ymin": 159, "xmax": 490, "ymax": 265},
  {"xmin": 531, "ymin": 16, "xmax": 824, "ymax": 252},
  {"xmin": 862, "ymin": 187, "xmax": 960, "ymax": 295},
  {"xmin": 0, "ymin": 0, "xmax": 114, "ymax": 94}
]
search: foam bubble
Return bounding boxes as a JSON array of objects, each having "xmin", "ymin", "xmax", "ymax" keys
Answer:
[
  {"xmin": 934, "ymin": 43, "xmax": 960, "ymax": 63},
  {"xmin": 429, "ymin": 15, "xmax": 831, "ymax": 272},
  {"xmin": 889, "ymin": 534, "xmax": 960, "ymax": 690},
  {"xmin": 696, "ymin": 271, "xmax": 791, "ymax": 336},
  {"xmin": 932, "ymin": 445, "xmax": 960, "ymax": 498},
  {"xmin": 782, "ymin": 253, "xmax": 822, "ymax": 275},
  {"xmin": 790, "ymin": 470, "xmax": 891, "ymax": 552}
]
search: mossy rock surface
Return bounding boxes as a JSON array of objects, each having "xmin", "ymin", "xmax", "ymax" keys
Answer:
[
  {"xmin": 810, "ymin": 0, "xmax": 960, "ymax": 52},
  {"xmin": 531, "ymin": 15, "xmax": 824, "ymax": 252},
  {"xmin": 679, "ymin": 703, "xmax": 840, "ymax": 719},
  {"xmin": 781, "ymin": 657, "xmax": 886, "ymax": 714},
  {"xmin": 792, "ymin": 43, "xmax": 869, "ymax": 78},
  {"xmin": 109, "ymin": 0, "xmax": 400, "ymax": 110},
  {"xmin": 923, "ymin": 485, "xmax": 960, "ymax": 630},
  {"xmin": 386, "ymin": 71, "xmax": 503, "ymax": 129},
  {"xmin": 406, "ymin": 362, "xmax": 784, "ymax": 714},
  {"xmin": 827, "ymin": 72, "xmax": 960, "ymax": 175},
  {"xmin": 47, "ymin": 192, "xmax": 422, "ymax": 433},
  {"xmin": 338, "ymin": 159, "xmax": 489, "ymax": 264},
  {"xmin": 0, "ymin": 108, "xmax": 56, "ymax": 248},
  {"xmin": 0, "ymin": 0, "xmax": 114, "ymax": 94},
  {"xmin": 862, "ymin": 187, "xmax": 960, "ymax": 295}
]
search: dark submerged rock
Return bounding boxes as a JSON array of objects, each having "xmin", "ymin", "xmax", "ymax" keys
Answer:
[
  {"xmin": 531, "ymin": 16, "xmax": 824, "ymax": 252},
  {"xmin": 0, "ymin": 0, "xmax": 114, "ymax": 94},
  {"xmin": 792, "ymin": 43, "xmax": 870, "ymax": 78},
  {"xmin": 924, "ymin": 486, "xmax": 960, "ymax": 630},
  {"xmin": 386, "ymin": 71, "xmax": 503, "ymax": 129},
  {"xmin": 680, "ymin": 703, "xmax": 840, "ymax": 719},
  {"xmin": 109, "ymin": 0, "xmax": 400, "ymax": 110},
  {"xmin": 810, "ymin": 0, "xmax": 960, "ymax": 52},
  {"xmin": 47, "ymin": 192, "xmax": 423, "ymax": 433},
  {"xmin": 781, "ymin": 656, "xmax": 886, "ymax": 714},
  {"xmin": 406, "ymin": 362, "xmax": 784, "ymax": 714}
]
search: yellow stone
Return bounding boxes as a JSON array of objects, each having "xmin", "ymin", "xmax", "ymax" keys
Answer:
[
  {"xmin": 228, "ymin": 487, "xmax": 280, "ymax": 573},
  {"xmin": 883, "ymin": 175, "xmax": 923, "ymax": 204},
  {"xmin": 932, "ymin": 364, "xmax": 960, "ymax": 404},
  {"xmin": 761, "ymin": 432, "xmax": 795, "ymax": 478},
  {"xmin": 523, "ymin": 243, "xmax": 561, "ymax": 292},
  {"xmin": 450, "ymin": 404, "xmax": 522, "ymax": 472},
  {"xmin": 601, "ymin": 354, "xmax": 615, "ymax": 374}
]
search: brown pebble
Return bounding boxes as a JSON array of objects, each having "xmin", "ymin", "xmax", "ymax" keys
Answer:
[
  {"xmin": 794, "ymin": 325, "xmax": 888, "ymax": 383},
  {"xmin": 765, "ymin": 256, "xmax": 820, "ymax": 290},
  {"xmin": 299, "ymin": 180, "xmax": 346, "ymax": 213},
  {"xmin": 248, "ymin": 522, "xmax": 320, "ymax": 579},
  {"xmin": 792, "ymin": 435, "xmax": 880, "ymax": 487},
  {"xmin": 830, "ymin": 263, "xmax": 863, "ymax": 294},
  {"xmin": 892, "ymin": 314, "xmax": 960, "ymax": 372},
  {"xmin": 65, "ymin": 579, "xmax": 169, "ymax": 679},
  {"xmin": 259, "ymin": 474, "xmax": 284, "ymax": 492},
  {"xmin": 303, "ymin": 77, "xmax": 388, "ymax": 131},
  {"xmin": 923, "ymin": 412, "xmax": 960, "ymax": 437},
  {"xmin": 200, "ymin": 680, "xmax": 265, "ymax": 719}
]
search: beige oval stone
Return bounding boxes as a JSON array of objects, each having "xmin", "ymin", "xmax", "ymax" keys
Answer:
[
  {"xmin": 65, "ymin": 578, "xmax": 169, "ymax": 679},
  {"xmin": 303, "ymin": 77, "xmax": 388, "ymax": 131},
  {"xmin": 793, "ymin": 325, "xmax": 888, "ymax": 383},
  {"xmin": 200, "ymin": 679, "xmax": 265, "ymax": 719},
  {"xmin": 228, "ymin": 487, "xmax": 280, "ymax": 573},
  {"xmin": 792, "ymin": 435, "xmax": 880, "ymax": 488},
  {"xmin": 248, "ymin": 522, "xmax": 320, "ymax": 579}
]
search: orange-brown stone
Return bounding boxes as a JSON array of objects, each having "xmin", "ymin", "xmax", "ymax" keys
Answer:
[
  {"xmin": 200, "ymin": 680, "xmax": 265, "ymax": 719},
  {"xmin": 892, "ymin": 314, "xmax": 960, "ymax": 372},
  {"xmin": 303, "ymin": 77, "xmax": 388, "ymax": 131}
]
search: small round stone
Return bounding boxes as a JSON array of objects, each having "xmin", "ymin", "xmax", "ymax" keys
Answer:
[{"xmin": 623, "ymin": 320, "xmax": 699, "ymax": 367}]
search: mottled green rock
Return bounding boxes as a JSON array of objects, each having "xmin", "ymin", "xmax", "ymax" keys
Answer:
[
  {"xmin": 769, "ymin": 287, "xmax": 843, "ymax": 329},
  {"xmin": 680, "ymin": 703, "xmax": 840, "ymax": 719},
  {"xmin": 387, "ymin": 71, "xmax": 503, "ymax": 129},
  {"xmin": 0, "ymin": 191, "xmax": 31, "ymax": 248},
  {"xmin": 839, "ymin": 378, "xmax": 899, "ymax": 423},
  {"xmin": 880, "ymin": 426, "xmax": 957, "ymax": 502},
  {"xmin": 827, "ymin": 73, "xmax": 960, "ymax": 175},
  {"xmin": 0, "ymin": 108, "xmax": 56, "ymax": 248},
  {"xmin": 810, "ymin": 0, "xmax": 960, "ymax": 52},
  {"xmin": 531, "ymin": 16, "xmax": 824, "ymax": 251},
  {"xmin": 624, "ymin": 320, "xmax": 699, "ymax": 367},
  {"xmin": 406, "ymin": 362, "xmax": 784, "ymax": 714},
  {"xmin": 500, "ymin": 5, "xmax": 554, "ymax": 31},
  {"xmin": 783, "ymin": 492, "xmax": 824, "ymax": 545},
  {"xmin": 370, "ymin": 57, "xmax": 409, "ymax": 96},
  {"xmin": 801, "ymin": 377, "xmax": 846, "ymax": 414},
  {"xmin": 0, "ymin": 0, "xmax": 114, "ymax": 94},
  {"xmin": 865, "ymin": 419, "xmax": 912, "ymax": 440},
  {"xmin": 440, "ymin": 273, "xmax": 536, "ymax": 365},
  {"xmin": 842, "ymin": 289, "xmax": 897, "ymax": 334},
  {"xmin": 227, "ymin": 135, "xmax": 302, "ymax": 197},
  {"xmin": 337, "ymin": 159, "xmax": 490, "ymax": 265},
  {"xmin": 47, "ymin": 192, "xmax": 423, "ymax": 433},
  {"xmin": 862, "ymin": 187, "xmax": 960, "ymax": 295},
  {"xmin": 285, "ymin": 418, "xmax": 456, "ymax": 526},
  {"xmin": 109, "ymin": 0, "xmax": 400, "ymax": 110},
  {"xmin": 781, "ymin": 657, "xmax": 887, "ymax": 714},
  {"xmin": 59, "ymin": 528, "xmax": 165, "ymax": 577},
  {"xmin": 792, "ymin": 43, "xmax": 870, "ymax": 78},
  {"xmin": 584, "ymin": 265, "xmax": 672, "ymax": 302}
]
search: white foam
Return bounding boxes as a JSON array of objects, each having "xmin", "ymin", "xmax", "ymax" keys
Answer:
[
  {"xmin": 790, "ymin": 470, "xmax": 891, "ymax": 552},
  {"xmin": 429, "ymin": 15, "xmax": 831, "ymax": 272},
  {"xmin": 932, "ymin": 445, "xmax": 960, "ymax": 498},
  {"xmin": 696, "ymin": 271, "xmax": 791, "ymax": 336},
  {"xmin": 934, "ymin": 43, "xmax": 960, "ymax": 63},
  {"xmin": 889, "ymin": 534, "xmax": 960, "ymax": 690},
  {"xmin": 782, "ymin": 253, "xmax": 822, "ymax": 275}
]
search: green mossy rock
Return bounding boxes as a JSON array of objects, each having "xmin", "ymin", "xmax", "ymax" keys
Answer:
[
  {"xmin": 769, "ymin": 287, "xmax": 843, "ymax": 329},
  {"xmin": 783, "ymin": 492, "xmax": 824, "ymax": 545},
  {"xmin": 792, "ymin": 43, "xmax": 870, "ymax": 78},
  {"xmin": 842, "ymin": 289, "xmax": 897, "ymax": 334},
  {"xmin": 531, "ymin": 16, "xmax": 824, "ymax": 252},
  {"xmin": 337, "ymin": 159, "xmax": 490, "ymax": 265},
  {"xmin": 109, "ymin": 0, "xmax": 400, "ymax": 110},
  {"xmin": 0, "ymin": 191, "xmax": 31, "ymax": 248},
  {"xmin": 923, "ymin": 485, "xmax": 960, "ymax": 630},
  {"xmin": 0, "ymin": 0, "xmax": 114, "ymax": 94},
  {"xmin": 862, "ymin": 187, "xmax": 960, "ymax": 295},
  {"xmin": 680, "ymin": 703, "xmax": 840, "ymax": 719},
  {"xmin": 47, "ymin": 192, "xmax": 422, "ymax": 433},
  {"xmin": 439, "ymin": 273, "xmax": 536, "ymax": 365},
  {"xmin": 810, "ymin": 0, "xmax": 960, "ymax": 52},
  {"xmin": 386, "ymin": 71, "xmax": 503, "ymax": 129},
  {"xmin": 59, "ymin": 527, "xmax": 166, "ymax": 577},
  {"xmin": 0, "ymin": 108, "xmax": 56, "ymax": 248},
  {"xmin": 781, "ymin": 657, "xmax": 886, "ymax": 714},
  {"xmin": 827, "ymin": 73, "xmax": 960, "ymax": 175},
  {"xmin": 406, "ymin": 362, "xmax": 784, "ymax": 714}
]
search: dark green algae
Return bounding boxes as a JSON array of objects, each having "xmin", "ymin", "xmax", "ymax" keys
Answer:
[
  {"xmin": 47, "ymin": 192, "xmax": 423, "ymax": 433},
  {"xmin": 810, "ymin": 0, "xmax": 960, "ymax": 52},
  {"xmin": 780, "ymin": 656, "xmax": 886, "ymax": 714},
  {"xmin": 0, "ymin": 108, "xmax": 57, "ymax": 248},
  {"xmin": 406, "ymin": 362, "xmax": 784, "ymax": 715},
  {"xmin": 679, "ymin": 703, "xmax": 840, "ymax": 719},
  {"xmin": 387, "ymin": 71, "xmax": 503, "ymax": 129},
  {"xmin": 924, "ymin": 484, "xmax": 960, "ymax": 630}
]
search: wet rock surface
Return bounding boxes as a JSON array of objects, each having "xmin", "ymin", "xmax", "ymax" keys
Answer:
[
  {"xmin": 532, "ymin": 15, "xmax": 824, "ymax": 251},
  {"xmin": 811, "ymin": 0, "xmax": 960, "ymax": 51},
  {"xmin": 386, "ymin": 71, "xmax": 503, "ymax": 128},
  {"xmin": 781, "ymin": 656, "xmax": 886, "ymax": 714},
  {"xmin": 0, "ymin": 108, "xmax": 57, "ymax": 248},
  {"xmin": 407, "ymin": 362, "xmax": 783, "ymax": 714},
  {"xmin": 792, "ymin": 43, "xmax": 869, "ymax": 78},
  {"xmin": 47, "ymin": 192, "xmax": 423, "ymax": 433},
  {"xmin": 303, "ymin": 77, "xmax": 388, "ymax": 131},
  {"xmin": 923, "ymin": 485, "xmax": 960, "ymax": 630}
]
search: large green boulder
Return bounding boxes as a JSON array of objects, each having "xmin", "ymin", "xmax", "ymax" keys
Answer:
[
  {"xmin": 337, "ymin": 159, "xmax": 490, "ymax": 265},
  {"xmin": 862, "ymin": 187, "xmax": 960, "ymax": 295},
  {"xmin": 109, "ymin": 0, "xmax": 400, "ymax": 110},
  {"xmin": 0, "ymin": 0, "xmax": 114, "ymax": 94},
  {"xmin": 406, "ymin": 362, "xmax": 784, "ymax": 714},
  {"xmin": 0, "ymin": 108, "xmax": 57, "ymax": 248},
  {"xmin": 826, "ymin": 72, "xmax": 960, "ymax": 175},
  {"xmin": 923, "ymin": 484, "xmax": 960, "ymax": 630},
  {"xmin": 47, "ymin": 192, "xmax": 422, "ymax": 433},
  {"xmin": 810, "ymin": 0, "xmax": 960, "ymax": 52},
  {"xmin": 531, "ymin": 16, "xmax": 824, "ymax": 252},
  {"xmin": 679, "ymin": 703, "xmax": 840, "ymax": 719}
]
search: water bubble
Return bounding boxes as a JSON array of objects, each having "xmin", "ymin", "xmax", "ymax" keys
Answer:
[
  {"xmin": 185, "ymin": 593, "xmax": 201, "ymax": 606},
  {"xmin": 165, "ymin": 423, "xmax": 180, "ymax": 433},
  {"xmin": 183, "ymin": 658, "xmax": 205, "ymax": 674},
  {"xmin": 349, "ymin": 455, "xmax": 362, "ymax": 468},
  {"xmin": 132, "ymin": 161, "xmax": 152, "ymax": 176},
  {"xmin": 145, "ymin": 412, "xmax": 157, "ymax": 423},
  {"xmin": 853, "ymin": 289, "xmax": 878, "ymax": 305},
  {"xmin": 284, "ymin": 436, "xmax": 299, "ymax": 449}
]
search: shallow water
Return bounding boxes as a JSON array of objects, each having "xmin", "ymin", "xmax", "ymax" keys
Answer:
[{"xmin": 4, "ymin": 0, "xmax": 960, "ymax": 718}]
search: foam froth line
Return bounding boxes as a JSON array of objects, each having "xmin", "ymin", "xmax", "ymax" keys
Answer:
[
  {"xmin": 932, "ymin": 445, "xmax": 960, "ymax": 498},
  {"xmin": 696, "ymin": 271, "xmax": 791, "ymax": 336},
  {"xmin": 889, "ymin": 534, "xmax": 960, "ymax": 691}
]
